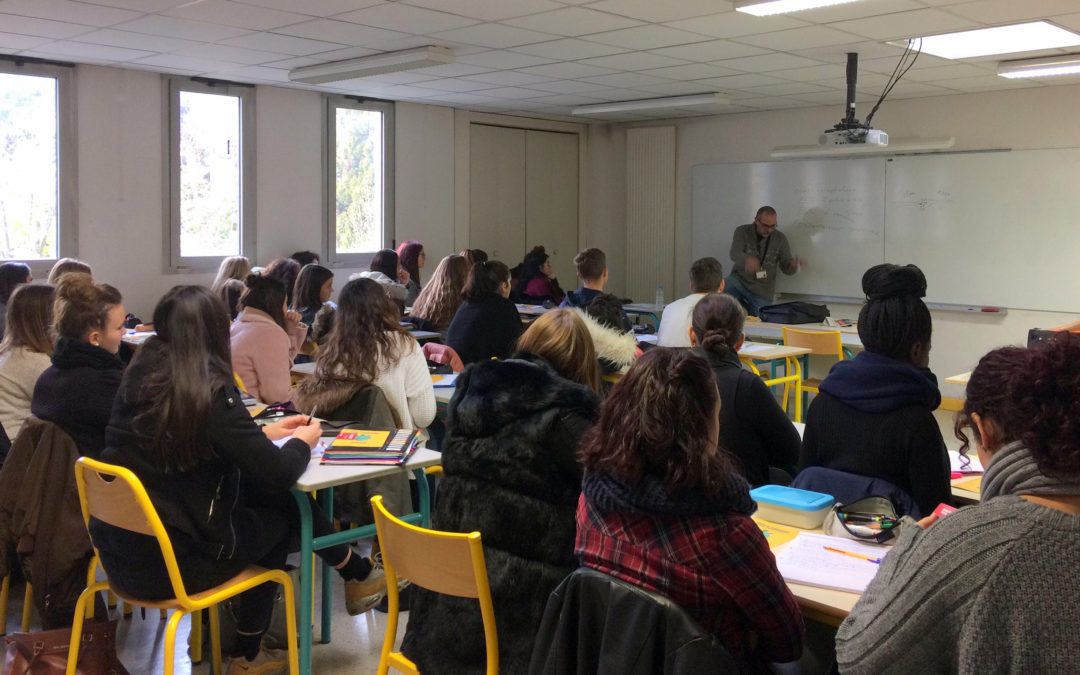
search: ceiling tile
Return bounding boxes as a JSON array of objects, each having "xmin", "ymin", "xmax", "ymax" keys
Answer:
[
  {"xmin": 665, "ymin": 12, "xmax": 808, "ymax": 39},
  {"xmin": 871, "ymin": 81, "xmax": 955, "ymax": 98},
  {"xmin": 0, "ymin": 0, "xmax": 139, "ymax": 27},
  {"xmin": 293, "ymin": 45, "xmax": 381, "ymax": 63},
  {"xmin": 399, "ymin": 0, "xmax": 564, "ymax": 22},
  {"xmin": 113, "ymin": 15, "xmax": 251, "ymax": 41},
  {"xmin": 650, "ymin": 39, "xmax": 770, "ymax": 62},
  {"xmin": 474, "ymin": 85, "xmax": 551, "ymax": 99},
  {"xmin": 41, "ymin": 41, "xmax": 152, "ymax": 62},
  {"xmin": 460, "ymin": 70, "xmax": 555, "ymax": 85},
  {"xmin": 576, "ymin": 51, "xmax": 687, "ymax": 71},
  {"xmin": 362, "ymin": 71, "xmax": 444, "ymax": 84},
  {"xmin": 586, "ymin": 87, "xmax": 658, "ymax": 100},
  {"xmin": 511, "ymin": 38, "xmax": 628, "ymax": 60},
  {"xmin": 718, "ymin": 53, "xmax": 825, "ymax": 72},
  {"xmin": 696, "ymin": 72, "xmax": 790, "ymax": 90},
  {"xmin": 523, "ymin": 78, "xmax": 608, "ymax": 94},
  {"xmin": 735, "ymin": 96, "xmax": 813, "ymax": 109},
  {"xmin": 902, "ymin": 62, "xmax": 996, "ymax": 81},
  {"xmin": 273, "ymin": 19, "xmax": 410, "ymax": 46},
  {"xmin": 636, "ymin": 80, "xmax": 720, "ymax": 95},
  {"xmin": 410, "ymin": 62, "xmax": 495, "ymax": 77},
  {"xmin": 517, "ymin": 61, "xmax": 617, "ymax": 78},
  {"xmin": 941, "ymin": 75, "xmax": 1043, "ymax": 91},
  {"xmin": 584, "ymin": 25, "xmax": 712, "ymax": 50},
  {"xmin": 583, "ymin": 0, "xmax": 732, "ymax": 23},
  {"xmin": 830, "ymin": 9, "xmax": 978, "ymax": 41},
  {"xmin": 735, "ymin": 26, "xmax": 864, "ymax": 51},
  {"xmin": 430, "ymin": 23, "xmax": 556, "ymax": 49},
  {"xmin": 172, "ymin": 43, "xmax": 284, "ymax": 65},
  {"xmin": 336, "ymin": 4, "xmax": 479, "ymax": 34},
  {"xmin": 945, "ymin": 0, "xmax": 1080, "ymax": 24},
  {"xmin": 422, "ymin": 92, "xmax": 506, "ymax": 104},
  {"xmin": 205, "ymin": 64, "xmax": 291, "ymax": 83},
  {"xmin": 457, "ymin": 49, "xmax": 555, "ymax": 69},
  {"xmin": 0, "ymin": 31, "xmax": 54, "ymax": 50},
  {"xmin": 502, "ymin": 7, "xmax": 642, "ymax": 36},
  {"xmin": 640, "ymin": 63, "xmax": 742, "ymax": 80},
  {"xmin": 163, "ymin": 0, "xmax": 310, "ymax": 30},
  {"xmin": 221, "ymin": 31, "xmax": 345, "ymax": 55},
  {"xmin": 579, "ymin": 72, "xmax": 670, "ymax": 88},
  {"xmin": 232, "ymin": 0, "xmax": 382, "ymax": 16},
  {"xmin": 77, "ymin": 0, "xmax": 189, "ymax": 10},
  {"xmin": 71, "ymin": 28, "xmax": 201, "ymax": 52},
  {"xmin": 525, "ymin": 93, "xmax": 608, "ymax": 105},
  {"xmin": 790, "ymin": 0, "xmax": 924, "ymax": 23},
  {"xmin": 0, "ymin": 14, "xmax": 94, "ymax": 39},
  {"xmin": 414, "ymin": 77, "xmax": 499, "ymax": 92},
  {"xmin": 740, "ymin": 81, "xmax": 831, "ymax": 96},
  {"xmin": 858, "ymin": 53, "xmax": 953, "ymax": 74},
  {"xmin": 263, "ymin": 55, "xmax": 324, "ymax": 69},
  {"xmin": 791, "ymin": 40, "xmax": 908, "ymax": 64},
  {"xmin": 798, "ymin": 90, "xmax": 878, "ymax": 104},
  {"xmin": 133, "ymin": 53, "xmax": 224, "ymax": 72},
  {"xmin": 769, "ymin": 64, "xmax": 846, "ymax": 82}
]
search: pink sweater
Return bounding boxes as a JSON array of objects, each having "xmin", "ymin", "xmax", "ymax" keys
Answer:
[{"xmin": 230, "ymin": 308, "xmax": 306, "ymax": 403}]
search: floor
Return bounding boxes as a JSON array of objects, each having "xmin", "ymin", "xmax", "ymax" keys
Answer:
[{"xmin": 3, "ymin": 560, "xmax": 405, "ymax": 675}]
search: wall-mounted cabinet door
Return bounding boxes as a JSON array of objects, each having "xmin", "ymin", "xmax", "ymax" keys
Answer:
[
  {"xmin": 469, "ymin": 124, "xmax": 526, "ymax": 264},
  {"xmin": 525, "ymin": 129, "xmax": 579, "ymax": 287}
]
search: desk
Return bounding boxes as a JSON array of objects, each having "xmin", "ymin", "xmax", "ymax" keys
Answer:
[
  {"xmin": 515, "ymin": 304, "xmax": 550, "ymax": 317},
  {"xmin": 743, "ymin": 321, "xmax": 863, "ymax": 351},
  {"xmin": 622, "ymin": 302, "xmax": 661, "ymax": 326},
  {"xmin": 121, "ymin": 330, "xmax": 155, "ymax": 347},
  {"xmin": 291, "ymin": 447, "xmax": 441, "ymax": 675},
  {"xmin": 760, "ymin": 523, "xmax": 860, "ymax": 624},
  {"xmin": 945, "ymin": 371, "xmax": 971, "ymax": 385},
  {"xmin": 739, "ymin": 342, "xmax": 812, "ymax": 422}
]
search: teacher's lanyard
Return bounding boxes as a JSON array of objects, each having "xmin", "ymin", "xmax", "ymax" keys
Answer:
[{"xmin": 758, "ymin": 234, "xmax": 772, "ymax": 263}]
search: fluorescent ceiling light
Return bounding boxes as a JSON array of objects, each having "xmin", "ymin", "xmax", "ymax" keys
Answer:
[
  {"xmin": 289, "ymin": 46, "xmax": 454, "ymax": 84},
  {"xmin": 893, "ymin": 21, "xmax": 1080, "ymax": 60},
  {"xmin": 998, "ymin": 54, "xmax": 1080, "ymax": 79},
  {"xmin": 571, "ymin": 93, "xmax": 729, "ymax": 116},
  {"xmin": 735, "ymin": 0, "xmax": 863, "ymax": 17},
  {"xmin": 771, "ymin": 136, "xmax": 955, "ymax": 159}
]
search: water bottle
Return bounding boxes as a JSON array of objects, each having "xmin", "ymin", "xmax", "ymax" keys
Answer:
[{"xmin": 655, "ymin": 284, "xmax": 665, "ymax": 311}]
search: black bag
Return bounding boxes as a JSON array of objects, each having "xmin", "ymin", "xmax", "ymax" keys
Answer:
[{"xmin": 758, "ymin": 301, "xmax": 830, "ymax": 324}]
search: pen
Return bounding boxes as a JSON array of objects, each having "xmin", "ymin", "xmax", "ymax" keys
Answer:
[
  {"xmin": 823, "ymin": 546, "xmax": 881, "ymax": 564},
  {"xmin": 307, "ymin": 406, "xmax": 318, "ymax": 426}
]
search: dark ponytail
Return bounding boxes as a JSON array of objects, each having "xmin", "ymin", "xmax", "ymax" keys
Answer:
[
  {"xmin": 691, "ymin": 293, "xmax": 746, "ymax": 355},
  {"xmin": 239, "ymin": 273, "xmax": 287, "ymax": 330}
]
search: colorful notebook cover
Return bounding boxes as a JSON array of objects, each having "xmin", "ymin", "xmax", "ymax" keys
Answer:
[{"xmin": 321, "ymin": 428, "xmax": 419, "ymax": 465}]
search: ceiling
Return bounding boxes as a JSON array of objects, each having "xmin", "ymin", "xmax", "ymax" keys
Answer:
[{"xmin": 2, "ymin": 0, "xmax": 1080, "ymax": 122}]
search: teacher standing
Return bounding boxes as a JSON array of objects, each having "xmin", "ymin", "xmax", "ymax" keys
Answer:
[{"xmin": 725, "ymin": 206, "xmax": 801, "ymax": 316}]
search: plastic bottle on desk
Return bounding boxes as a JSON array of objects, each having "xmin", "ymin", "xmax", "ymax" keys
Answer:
[{"xmin": 655, "ymin": 284, "xmax": 665, "ymax": 311}]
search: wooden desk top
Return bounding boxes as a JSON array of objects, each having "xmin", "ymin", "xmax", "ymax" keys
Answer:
[
  {"xmin": 295, "ymin": 447, "xmax": 442, "ymax": 492},
  {"xmin": 945, "ymin": 371, "xmax": 971, "ymax": 385},
  {"xmin": 738, "ymin": 341, "xmax": 812, "ymax": 361},
  {"xmin": 744, "ymin": 322, "xmax": 864, "ymax": 349}
]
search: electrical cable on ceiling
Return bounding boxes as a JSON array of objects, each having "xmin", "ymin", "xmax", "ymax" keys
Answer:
[{"xmin": 864, "ymin": 38, "xmax": 922, "ymax": 128}]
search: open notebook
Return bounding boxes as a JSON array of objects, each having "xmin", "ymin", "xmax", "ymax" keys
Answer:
[{"xmin": 773, "ymin": 532, "xmax": 891, "ymax": 594}]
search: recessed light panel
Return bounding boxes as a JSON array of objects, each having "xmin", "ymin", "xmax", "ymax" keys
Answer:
[
  {"xmin": 896, "ymin": 21, "xmax": 1080, "ymax": 60},
  {"xmin": 735, "ymin": 0, "xmax": 864, "ymax": 17}
]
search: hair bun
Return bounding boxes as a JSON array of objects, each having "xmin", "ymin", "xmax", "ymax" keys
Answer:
[
  {"xmin": 700, "ymin": 328, "xmax": 732, "ymax": 352},
  {"xmin": 862, "ymin": 263, "xmax": 927, "ymax": 301},
  {"xmin": 54, "ymin": 271, "xmax": 95, "ymax": 301},
  {"xmin": 244, "ymin": 273, "xmax": 261, "ymax": 287}
]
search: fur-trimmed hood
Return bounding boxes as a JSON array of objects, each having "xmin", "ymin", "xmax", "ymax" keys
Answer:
[{"xmin": 573, "ymin": 309, "xmax": 639, "ymax": 372}]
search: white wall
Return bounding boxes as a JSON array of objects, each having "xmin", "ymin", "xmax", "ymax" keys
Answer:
[{"xmin": 618, "ymin": 84, "xmax": 1080, "ymax": 397}]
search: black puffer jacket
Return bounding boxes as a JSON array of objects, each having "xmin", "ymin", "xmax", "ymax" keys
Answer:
[{"xmin": 401, "ymin": 353, "xmax": 599, "ymax": 674}]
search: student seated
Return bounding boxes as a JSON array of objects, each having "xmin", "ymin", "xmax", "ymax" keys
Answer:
[
  {"xmin": 296, "ymin": 277, "xmax": 435, "ymax": 515},
  {"xmin": 408, "ymin": 254, "xmax": 468, "ymax": 333},
  {"xmin": 352, "ymin": 249, "xmax": 408, "ymax": 311},
  {"xmin": 264, "ymin": 257, "xmax": 301, "ymax": 308},
  {"xmin": 47, "ymin": 257, "xmax": 92, "ymax": 285},
  {"xmin": 576, "ymin": 348, "xmax": 804, "ymax": 670},
  {"xmin": 799, "ymin": 264, "xmax": 949, "ymax": 517},
  {"xmin": 95, "ymin": 286, "xmax": 389, "ymax": 674},
  {"xmin": 289, "ymin": 250, "xmax": 319, "ymax": 267},
  {"xmin": 402, "ymin": 309, "xmax": 601, "ymax": 673},
  {"xmin": 445, "ymin": 260, "xmax": 522, "ymax": 365},
  {"xmin": 561, "ymin": 248, "xmax": 630, "ymax": 330},
  {"xmin": 210, "ymin": 255, "xmax": 251, "ymax": 298},
  {"xmin": 0, "ymin": 262, "xmax": 32, "ymax": 339},
  {"xmin": 218, "ymin": 278, "xmax": 245, "ymax": 321},
  {"xmin": 836, "ymin": 333, "xmax": 1080, "ymax": 673},
  {"xmin": 657, "ymin": 256, "xmax": 725, "ymax": 347},
  {"xmin": 580, "ymin": 293, "xmax": 638, "ymax": 377},
  {"xmin": 32, "ymin": 273, "xmax": 126, "ymax": 458},
  {"xmin": 396, "ymin": 240, "xmax": 426, "ymax": 306},
  {"xmin": 230, "ymin": 274, "xmax": 306, "ymax": 404},
  {"xmin": 292, "ymin": 264, "xmax": 335, "ymax": 331},
  {"xmin": 690, "ymin": 293, "xmax": 799, "ymax": 486},
  {"xmin": 515, "ymin": 245, "xmax": 564, "ymax": 305},
  {"xmin": 0, "ymin": 285, "xmax": 54, "ymax": 440}
]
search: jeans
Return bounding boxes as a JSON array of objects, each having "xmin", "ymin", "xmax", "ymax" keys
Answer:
[{"xmin": 724, "ymin": 274, "xmax": 771, "ymax": 317}]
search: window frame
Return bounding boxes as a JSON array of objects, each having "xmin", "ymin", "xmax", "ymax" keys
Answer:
[
  {"xmin": 165, "ymin": 76, "xmax": 255, "ymax": 273},
  {"xmin": 0, "ymin": 56, "xmax": 77, "ymax": 275},
  {"xmin": 324, "ymin": 96, "xmax": 395, "ymax": 269}
]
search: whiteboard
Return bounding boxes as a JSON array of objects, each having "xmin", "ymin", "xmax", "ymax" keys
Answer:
[
  {"xmin": 692, "ymin": 149, "xmax": 1080, "ymax": 313},
  {"xmin": 692, "ymin": 158, "xmax": 886, "ymax": 299},
  {"xmin": 885, "ymin": 150, "xmax": 1080, "ymax": 313}
]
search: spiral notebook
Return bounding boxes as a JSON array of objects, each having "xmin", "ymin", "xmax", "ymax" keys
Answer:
[{"xmin": 321, "ymin": 428, "xmax": 419, "ymax": 465}]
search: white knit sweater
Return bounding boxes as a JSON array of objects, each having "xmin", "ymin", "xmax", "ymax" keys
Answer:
[
  {"xmin": 0, "ymin": 347, "xmax": 51, "ymax": 439},
  {"xmin": 375, "ymin": 336, "xmax": 436, "ymax": 430}
]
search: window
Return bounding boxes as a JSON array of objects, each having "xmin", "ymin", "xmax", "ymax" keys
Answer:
[
  {"xmin": 167, "ymin": 77, "xmax": 254, "ymax": 271},
  {"xmin": 326, "ymin": 97, "xmax": 394, "ymax": 267},
  {"xmin": 0, "ymin": 58, "xmax": 75, "ymax": 267}
]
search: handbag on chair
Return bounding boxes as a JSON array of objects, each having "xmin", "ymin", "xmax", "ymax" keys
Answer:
[{"xmin": 2, "ymin": 619, "xmax": 128, "ymax": 675}]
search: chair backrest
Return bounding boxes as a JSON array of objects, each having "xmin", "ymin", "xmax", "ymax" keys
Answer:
[
  {"xmin": 781, "ymin": 326, "xmax": 844, "ymax": 359},
  {"xmin": 371, "ymin": 495, "xmax": 497, "ymax": 674},
  {"xmin": 528, "ymin": 568, "xmax": 736, "ymax": 675},
  {"xmin": 73, "ymin": 457, "xmax": 197, "ymax": 606}
]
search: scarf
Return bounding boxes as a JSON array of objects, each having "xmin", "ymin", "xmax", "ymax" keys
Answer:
[
  {"xmin": 583, "ymin": 469, "xmax": 755, "ymax": 518},
  {"xmin": 981, "ymin": 440, "xmax": 1080, "ymax": 500}
]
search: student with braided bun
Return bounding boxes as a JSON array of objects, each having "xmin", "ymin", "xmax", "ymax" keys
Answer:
[
  {"xmin": 690, "ymin": 292, "xmax": 799, "ymax": 486},
  {"xmin": 837, "ymin": 333, "xmax": 1080, "ymax": 674},
  {"xmin": 798, "ymin": 264, "xmax": 949, "ymax": 516}
]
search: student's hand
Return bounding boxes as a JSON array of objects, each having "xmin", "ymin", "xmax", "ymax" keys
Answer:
[
  {"xmin": 285, "ymin": 309, "xmax": 302, "ymax": 326},
  {"xmin": 291, "ymin": 418, "xmax": 323, "ymax": 448},
  {"xmin": 134, "ymin": 323, "xmax": 154, "ymax": 332},
  {"xmin": 744, "ymin": 256, "xmax": 760, "ymax": 274},
  {"xmin": 915, "ymin": 512, "xmax": 940, "ymax": 529},
  {"xmin": 261, "ymin": 415, "xmax": 312, "ymax": 441},
  {"xmin": 397, "ymin": 268, "xmax": 411, "ymax": 285}
]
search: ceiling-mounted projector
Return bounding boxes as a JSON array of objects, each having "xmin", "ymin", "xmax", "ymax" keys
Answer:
[{"xmin": 817, "ymin": 53, "xmax": 888, "ymax": 147}]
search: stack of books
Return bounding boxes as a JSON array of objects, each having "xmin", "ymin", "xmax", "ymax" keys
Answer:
[{"xmin": 320, "ymin": 428, "xmax": 420, "ymax": 465}]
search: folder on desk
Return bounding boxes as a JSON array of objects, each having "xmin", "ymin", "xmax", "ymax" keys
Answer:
[{"xmin": 321, "ymin": 428, "xmax": 419, "ymax": 465}]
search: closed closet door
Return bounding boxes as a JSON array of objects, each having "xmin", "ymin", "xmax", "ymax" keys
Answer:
[
  {"xmin": 469, "ymin": 124, "xmax": 526, "ymax": 263},
  {"xmin": 525, "ymin": 130, "xmax": 579, "ymax": 287}
]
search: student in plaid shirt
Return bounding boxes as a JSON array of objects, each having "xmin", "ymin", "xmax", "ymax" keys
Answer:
[{"xmin": 575, "ymin": 348, "xmax": 804, "ymax": 672}]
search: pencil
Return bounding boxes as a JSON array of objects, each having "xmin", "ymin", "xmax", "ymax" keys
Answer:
[{"xmin": 823, "ymin": 545, "xmax": 881, "ymax": 564}]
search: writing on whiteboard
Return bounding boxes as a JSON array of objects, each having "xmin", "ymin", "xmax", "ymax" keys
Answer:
[{"xmin": 895, "ymin": 189, "xmax": 954, "ymax": 210}]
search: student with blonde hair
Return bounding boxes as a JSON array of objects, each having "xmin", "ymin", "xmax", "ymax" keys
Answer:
[
  {"xmin": 408, "ymin": 254, "xmax": 469, "ymax": 333},
  {"xmin": 211, "ymin": 255, "xmax": 251, "ymax": 296},
  {"xmin": 403, "ymin": 308, "xmax": 600, "ymax": 672},
  {"xmin": 47, "ymin": 257, "xmax": 92, "ymax": 285},
  {"xmin": 0, "ymin": 285, "xmax": 55, "ymax": 438}
]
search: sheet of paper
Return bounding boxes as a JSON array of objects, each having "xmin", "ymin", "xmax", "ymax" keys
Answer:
[
  {"xmin": 773, "ymin": 532, "xmax": 890, "ymax": 594},
  {"xmin": 430, "ymin": 373, "xmax": 459, "ymax": 387},
  {"xmin": 953, "ymin": 475, "xmax": 982, "ymax": 493},
  {"xmin": 753, "ymin": 517, "xmax": 800, "ymax": 550},
  {"xmin": 949, "ymin": 450, "xmax": 983, "ymax": 473},
  {"xmin": 273, "ymin": 436, "xmax": 327, "ymax": 458},
  {"xmin": 739, "ymin": 342, "xmax": 774, "ymax": 354}
]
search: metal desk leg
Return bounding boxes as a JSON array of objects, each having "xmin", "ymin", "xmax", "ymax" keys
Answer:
[
  {"xmin": 290, "ymin": 491, "xmax": 314, "ymax": 675},
  {"xmin": 790, "ymin": 356, "xmax": 804, "ymax": 423},
  {"xmin": 319, "ymin": 487, "xmax": 334, "ymax": 645},
  {"xmin": 414, "ymin": 468, "xmax": 431, "ymax": 528}
]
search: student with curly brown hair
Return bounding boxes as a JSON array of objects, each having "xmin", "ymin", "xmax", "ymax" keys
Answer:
[{"xmin": 837, "ymin": 333, "xmax": 1080, "ymax": 674}]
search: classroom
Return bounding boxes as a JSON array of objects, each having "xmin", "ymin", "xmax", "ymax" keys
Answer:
[{"xmin": 1, "ymin": 0, "xmax": 1080, "ymax": 673}]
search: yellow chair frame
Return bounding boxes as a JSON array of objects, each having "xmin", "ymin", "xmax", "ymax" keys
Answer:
[
  {"xmin": 69, "ymin": 457, "xmax": 299, "ymax": 675},
  {"xmin": 0, "ymin": 576, "xmax": 33, "ymax": 635},
  {"xmin": 371, "ymin": 495, "xmax": 497, "ymax": 675},
  {"xmin": 780, "ymin": 326, "xmax": 849, "ymax": 411}
]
